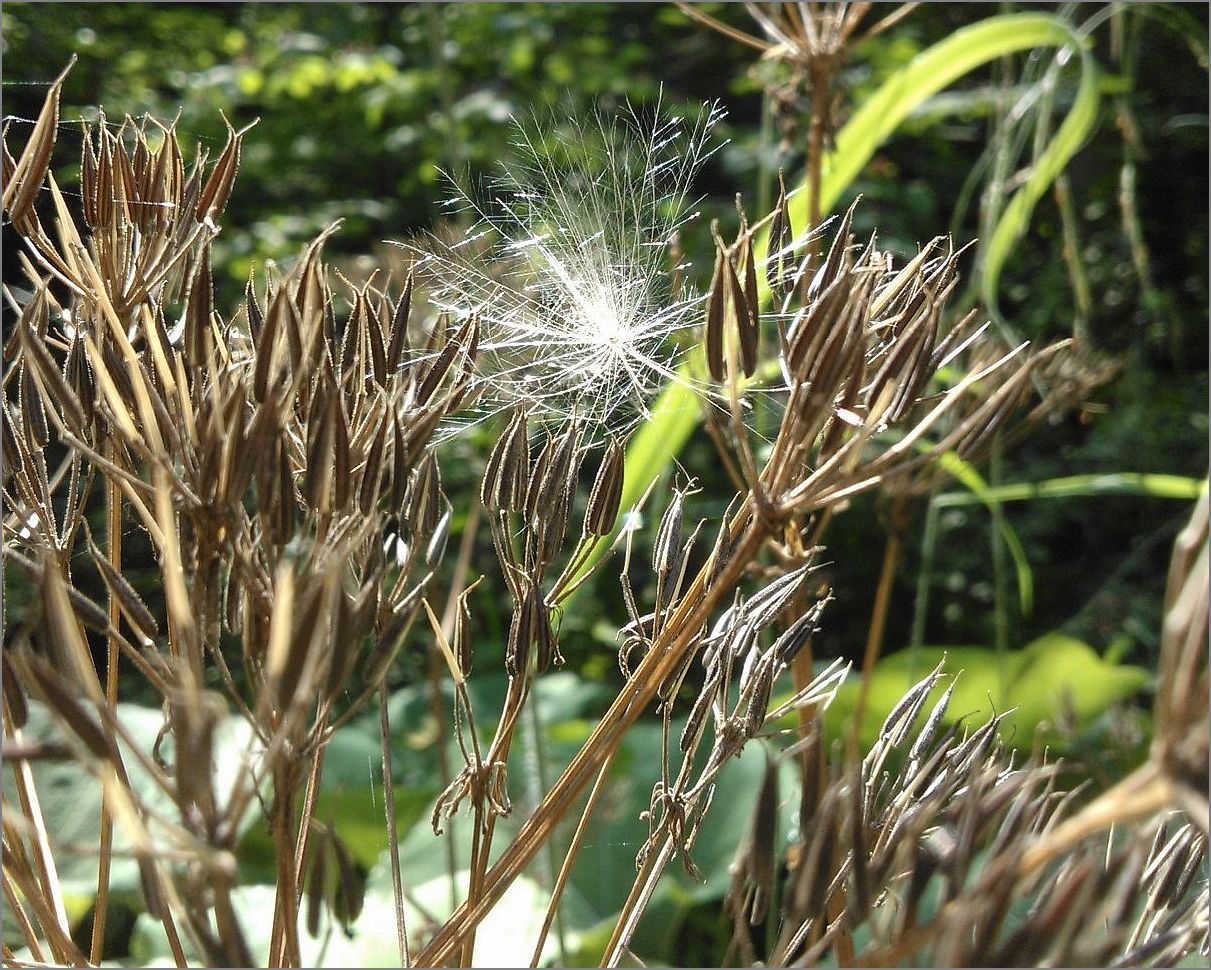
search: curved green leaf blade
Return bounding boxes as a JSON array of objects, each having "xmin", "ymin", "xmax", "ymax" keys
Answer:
[{"xmin": 573, "ymin": 12, "xmax": 1103, "ymax": 594}]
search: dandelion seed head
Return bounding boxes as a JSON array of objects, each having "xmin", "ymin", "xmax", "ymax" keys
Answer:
[{"xmin": 402, "ymin": 97, "xmax": 727, "ymax": 439}]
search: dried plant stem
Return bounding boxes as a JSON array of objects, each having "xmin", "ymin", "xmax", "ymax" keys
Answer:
[
  {"xmin": 461, "ymin": 804, "xmax": 489, "ymax": 968},
  {"xmin": 3, "ymin": 872, "xmax": 47, "ymax": 963},
  {"xmin": 292, "ymin": 738, "xmax": 328, "ymax": 909},
  {"xmin": 90, "ymin": 445, "xmax": 123, "ymax": 965},
  {"xmin": 805, "ymin": 60, "xmax": 831, "ymax": 239},
  {"xmin": 414, "ymin": 518, "xmax": 765, "ymax": 965},
  {"xmin": 602, "ymin": 835, "xmax": 676, "ymax": 967},
  {"xmin": 521, "ymin": 684, "xmax": 567, "ymax": 964},
  {"xmin": 852, "ymin": 509, "xmax": 905, "ymax": 730},
  {"xmin": 462, "ymin": 685, "xmax": 526, "ymax": 967},
  {"xmin": 529, "ymin": 760, "xmax": 613, "ymax": 968},
  {"xmin": 429, "ymin": 645, "xmax": 460, "ymax": 914},
  {"xmin": 908, "ymin": 496, "xmax": 940, "ymax": 656},
  {"xmin": 3, "ymin": 712, "xmax": 72, "ymax": 953},
  {"xmin": 1018, "ymin": 761, "xmax": 1174, "ymax": 878},
  {"xmin": 379, "ymin": 682, "xmax": 411, "ymax": 967},
  {"xmin": 268, "ymin": 764, "xmax": 302, "ymax": 968}
]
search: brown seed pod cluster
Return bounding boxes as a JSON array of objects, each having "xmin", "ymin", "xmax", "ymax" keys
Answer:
[{"xmin": 3, "ymin": 66, "xmax": 1202, "ymax": 970}]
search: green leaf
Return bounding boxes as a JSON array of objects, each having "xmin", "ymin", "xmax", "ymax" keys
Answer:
[
  {"xmin": 1, "ymin": 702, "xmax": 260, "ymax": 898},
  {"xmin": 979, "ymin": 28, "xmax": 1099, "ymax": 322},
  {"xmin": 824, "ymin": 633, "xmax": 1149, "ymax": 751},
  {"xmin": 769, "ymin": 13, "xmax": 1099, "ymax": 295},
  {"xmin": 568, "ymin": 13, "xmax": 1106, "ymax": 596}
]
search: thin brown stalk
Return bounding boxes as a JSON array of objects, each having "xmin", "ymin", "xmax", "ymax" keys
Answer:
[
  {"xmin": 528, "ymin": 759, "xmax": 613, "ymax": 968},
  {"xmin": 414, "ymin": 518, "xmax": 765, "ymax": 965},
  {"xmin": 851, "ymin": 502, "xmax": 907, "ymax": 731},
  {"xmin": 601, "ymin": 835, "xmax": 677, "ymax": 968},
  {"xmin": 90, "ymin": 443, "xmax": 123, "ymax": 966},
  {"xmin": 267, "ymin": 762, "xmax": 302, "ymax": 968},
  {"xmin": 380, "ymin": 681, "xmax": 412, "ymax": 967}
]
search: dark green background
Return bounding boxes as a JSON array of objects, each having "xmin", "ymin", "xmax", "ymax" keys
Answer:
[{"xmin": 4, "ymin": 0, "xmax": 1207, "ymax": 696}]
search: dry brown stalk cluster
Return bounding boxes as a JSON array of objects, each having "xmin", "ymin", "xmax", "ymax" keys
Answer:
[{"xmin": 2, "ymin": 64, "xmax": 1206, "ymax": 968}]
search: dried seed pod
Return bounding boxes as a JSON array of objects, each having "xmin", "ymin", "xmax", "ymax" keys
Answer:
[
  {"xmin": 80, "ymin": 122, "xmax": 100, "ymax": 231},
  {"xmin": 305, "ymin": 827, "xmax": 329, "ymax": 939},
  {"xmin": 770, "ymin": 599, "xmax": 827, "ymax": 665},
  {"xmin": 170, "ymin": 690, "xmax": 222, "ymax": 827},
  {"xmin": 766, "ymin": 170, "xmax": 795, "ymax": 301},
  {"xmin": 526, "ymin": 420, "xmax": 580, "ymax": 531},
  {"xmin": 680, "ymin": 656, "xmax": 722, "ymax": 753},
  {"xmin": 96, "ymin": 337, "xmax": 139, "ymax": 429},
  {"xmin": 877, "ymin": 663, "xmax": 945, "ymax": 750},
  {"xmin": 365, "ymin": 293, "xmax": 387, "ymax": 387},
  {"xmin": 322, "ymin": 592, "xmax": 360, "ymax": 703},
  {"xmin": 183, "ymin": 245, "xmax": 215, "ymax": 365},
  {"xmin": 415, "ymin": 316, "xmax": 473, "ymax": 407},
  {"xmin": 741, "ymin": 652, "xmax": 778, "ymax": 736},
  {"xmin": 389, "ymin": 412, "xmax": 409, "ymax": 515},
  {"xmin": 302, "ymin": 383, "xmax": 336, "ymax": 511},
  {"xmin": 330, "ymin": 831, "xmax": 365, "ymax": 930},
  {"xmin": 908, "ymin": 679, "xmax": 957, "ymax": 768},
  {"xmin": 506, "ymin": 583, "xmax": 537, "ymax": 679},
  {"xmin": 340, "ymin": 290, "xmax": 364, "ymax": 376},
  {"xmin": 705, "ymin": 245, "xmax": 726, "ymax": 382},
  {"xmin": 739, "ymin": 236, "xmax": 760, "ymax": 376},
  {"xmin": 332, "ymin": 390, "xmax": 351, "ymax": 511},
  {"xmin": 358, "ymin": 417, "xmax": 388, "ymax": 513},
  {"xmin": 89, "ymin": 539, "xmax": 159, "ymax": 642},
  {"xmin": 2, "ymin": 402, "xmax": 27, "ymax": 484},
  {"xmin": 194, "ymin": 117, "xmax": 247, "ymax": 224},
  {"xmin": 3, "ymin": 57, "xmax": 71, "ymax": 228},
  {"xmin": 741, "ymin": 757, "xmax": 780, "ymax": 923},
  {"xmin": 277, "ymin": 284, "xmax": 306, "ymax": 376},
  {"xmin": 812, "ymin": 197, "xmax": 858, "ymax": 298},
  {"xmin": 64, "ymin": 335, "xmax": 96, "ymax": 423},
  {"xmin": 954, "ymin": 363, "xmax": 1035, "ymax": 462},
  {"xmin": 652, "ymin": 489, "xmax": 686, "ymax": 578},
  {"xmin": 273, "ymin": 437, "xmax": 297, "ymax": 544},
  {"xmin": 481, "ymin": 408, "xmax": 530, "ymax": 513},
  {"xmin": 584, "ymin": 437, "xmax": 625, "ymax": 537},
  {"xmin": 18, "ymin": 364, "xmax": 48, "ymax": 449},
  {"xmin": 723, "ymin": 251, "xmax": 749, "ymax": 372},
  {"xmin": 387, "ymin": 271, "xmax": 413, "ymax": 372},
  {"xmin": 746, "ymin": 561, "xmax": 816, "ymax": 629},
  {"xmin": 252, "ymin": 286, "xmax": 282, "ymax": 402},
  {"xmin": 14, "ymin": 649, "xmax": 113, "ymax": 762},
  {"xmin": 407, "ymin": 450, "xmax": 441, "ymax": 537},
  {"xmin": 425, "ymin": 500, "xmax": 452, "ymax": 567},
  {"xmin": 535, "ymin": 600, "xmax": 563, "ymax": 673},
  {"xmin": 244, "ymin": 273, "xmax": 264, "ymax": 344},
  {"xmin": 18, "ymin": 290, "xmax": 86, "ymax": 436}
]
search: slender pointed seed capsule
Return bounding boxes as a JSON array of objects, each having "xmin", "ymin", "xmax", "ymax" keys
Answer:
[
  {"xmin": 584, "ymin": 436, "xmax": 625, "ymax": 537},
  {"xmin": 740, "ymin": 236, "xmax": 760, "ymax": 376},
  {"xmin": 387, "ymin": 271, "xmax": 413, "ymax": 372},
  {"xmin": 90, "ymin": 539, "xmax": 159, "ymax": 642},
  {"xmin": 706, "ymin": 245, "xmax": 726, "ymax": 382}
]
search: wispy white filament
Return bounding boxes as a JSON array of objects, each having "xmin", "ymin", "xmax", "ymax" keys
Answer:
[{"xmin": 405, "ymin": 98, "xmax": 726, "ymax": 436}]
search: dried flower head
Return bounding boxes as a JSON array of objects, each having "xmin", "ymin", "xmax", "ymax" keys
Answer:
[{"xmin": 404, "ymin": 97, "xmax": 726, "ymax": 436}]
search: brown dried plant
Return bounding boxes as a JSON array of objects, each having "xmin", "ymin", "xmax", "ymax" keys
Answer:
[{"xmin": 2, "ymin": 64, "xmax": 1205, "ymax": 970}]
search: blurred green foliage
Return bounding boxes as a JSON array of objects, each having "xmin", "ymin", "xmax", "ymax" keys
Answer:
[
  {"xmin": 3, "ymin": 4, "xmax": 1207, "ymax": 965},
  {"xmin": 4, "ymin": 0, "xmax": 1207, "ymax": 695}
]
